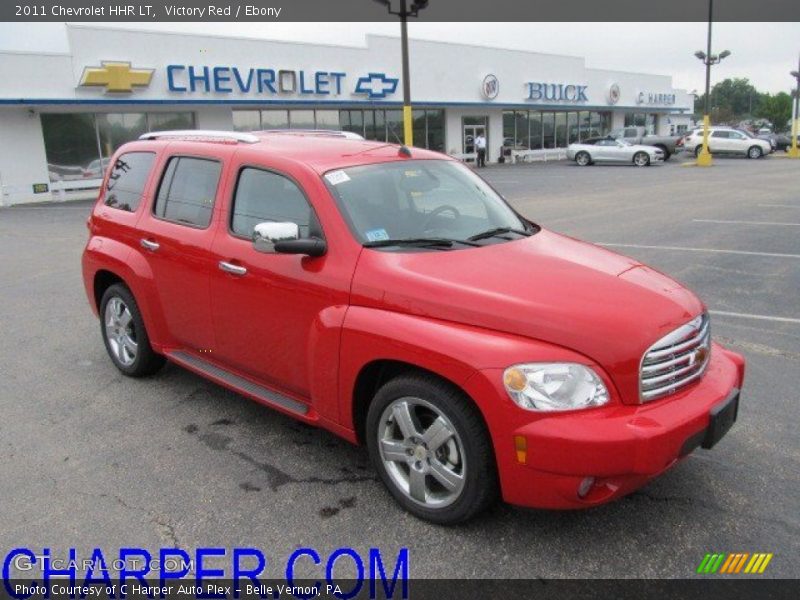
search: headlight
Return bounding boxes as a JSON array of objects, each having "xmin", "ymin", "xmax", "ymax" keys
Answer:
[{"xmin": 503, "ymin": 363, "xmax": 609, "ymax": 411}]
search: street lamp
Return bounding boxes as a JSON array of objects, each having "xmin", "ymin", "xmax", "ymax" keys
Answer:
[
  {"xmin": 789, "ymin": 55, "xmax": 800, "ymax": 158},
  {"xmin": 373, "ymin": 0, "xmax": 430, "ymax": 147},
  {"xmin": 693, "ymin": 0, "xmax": 731, "ymax": 167}
]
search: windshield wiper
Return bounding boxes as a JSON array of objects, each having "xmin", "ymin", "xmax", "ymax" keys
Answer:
[
  {"xmin": 468, "ymin": 226, "xmax": 532, "ymax": 242},
  {"xmin": 363, "ymin": 237, "xmax": 479, "ymax": 249}
]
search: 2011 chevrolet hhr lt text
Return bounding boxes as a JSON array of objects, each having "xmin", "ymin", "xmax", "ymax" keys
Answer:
[{"xmin": 82, "ymin": 130, "xmax": 745, "ymax": 524}]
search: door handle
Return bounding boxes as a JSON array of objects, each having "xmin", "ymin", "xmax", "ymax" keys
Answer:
[
  {"xmin": 140, "ymin": 238, "xmax": 160, "ymax": 252},
  {"xmin": 219, "ymin": 261, "xmax": 247, "ymax": 276}
]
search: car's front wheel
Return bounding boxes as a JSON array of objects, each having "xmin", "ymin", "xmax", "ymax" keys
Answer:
[
  {"xmin": 366, "ymin": 374, "xmax": 498, "ymax": 524},
  {"xmin": 575, "ymin": 151, "xmax": 591, "ymax": 166},
  {"xmin": 748, "ymin": 145, "xmax": 763, "ymax": 159},
  {"xmin": 100, "ymin": 284, "xmax": 165, "ymax": 377},
  {"xmin": 633, "ymin": 151, "xmax": 650, "ymax": 167}
]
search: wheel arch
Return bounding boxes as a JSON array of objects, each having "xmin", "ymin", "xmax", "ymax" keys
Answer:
[{"xmin": 351, "ymin": 359, "xmax": 475, "ymax": 445}]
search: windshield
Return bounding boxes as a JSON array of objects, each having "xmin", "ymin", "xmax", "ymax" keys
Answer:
[{"xmin": 323, "ymin": 159, "xmax": 532, "ymax": 246}]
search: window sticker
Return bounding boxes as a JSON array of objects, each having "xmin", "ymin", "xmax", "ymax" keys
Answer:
[
  {"xmin": 365, "ymin": 228, "xmax": 390, "ymax": 242},
  {"xmin": 325, "ymin": 170, "xmax": 351, "ymax": 185}
]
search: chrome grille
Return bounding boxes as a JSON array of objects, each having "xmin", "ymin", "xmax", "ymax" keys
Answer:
[{"xmin": 640, "ymin": 314, "xmax": 711, "ymax": 401}]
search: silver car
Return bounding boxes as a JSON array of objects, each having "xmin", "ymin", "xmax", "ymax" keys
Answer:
[{"xmin": 567, "ymin": 137, "xmax": 664, "ymax": 167}]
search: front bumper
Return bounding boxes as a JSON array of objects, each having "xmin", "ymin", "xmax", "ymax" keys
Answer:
[{"xmin": 464, "ymin": 343, "xmax": 745, "ymax": 509}]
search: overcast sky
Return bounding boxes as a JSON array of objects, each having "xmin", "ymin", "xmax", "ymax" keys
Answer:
[{"xmin": 1, "ymin": 22, "xmax": 798, "ymax": 94}]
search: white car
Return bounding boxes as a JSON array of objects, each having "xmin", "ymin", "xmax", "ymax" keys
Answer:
[
  {"xmin": 567, "ymin": 137, "xmax": 664, "ymax": 167},
  {"xmin": 684, "ymin": 127, "xmax": 771, "ymax": 159}
]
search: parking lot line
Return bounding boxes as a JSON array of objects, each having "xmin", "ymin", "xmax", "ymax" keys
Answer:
[
  {"xmin": 709, "ymin": 310, "xmax": 800, "ymax": 325},
  {"xmin": 693, "ymin": 219, "xmax": 800, "ymax": 227},
  {"xmin": 597, "ymin": 243, "xmax": 800, "ymax": 259}
]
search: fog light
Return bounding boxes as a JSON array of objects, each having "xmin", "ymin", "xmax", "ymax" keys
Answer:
[{"xmin": 577, "ymin": 476, "xmax": 595, "ymax": 499}]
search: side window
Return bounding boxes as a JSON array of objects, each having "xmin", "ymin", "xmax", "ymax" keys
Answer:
[
  {"xmin": 711, "ymin": 131, "xmax": 729, "ymax": 139},
  {"xmin": 231, "ymin": 168, "xmax": 314, "ymax": 238},
  {"xmin": 103, "ymin": 152, "xmax": 156, "ymax": 212},
  {"xmin": 730, "ymin": 132, "xmax": 746, "ymax": 140},
  {"xmin": 153, "ymin": 157, "xmax": 221, "ymax": 228}
]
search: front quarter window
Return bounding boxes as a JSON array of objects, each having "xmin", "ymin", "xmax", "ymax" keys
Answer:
[{"xmin": 323, "ymin": 159, "xmax": 534, "ymax": 248}]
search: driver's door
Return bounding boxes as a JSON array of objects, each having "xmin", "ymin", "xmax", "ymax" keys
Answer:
[
  {"xmin": 593, "ymin": 139, "xmax": 617, "ymax": 162},
  {"xmin": 208, "ymin": 163, "xmax": 338, "ymax": 399}
]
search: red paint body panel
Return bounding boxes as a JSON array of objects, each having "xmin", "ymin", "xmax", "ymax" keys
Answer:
[{"xmin": 81, "ymin": 133, "xmax": 745, "ymax": 510}]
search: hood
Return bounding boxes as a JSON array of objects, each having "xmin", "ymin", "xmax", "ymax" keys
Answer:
[{"xmin": 351, "ymin": 229, "xmax": 704, "ymax": 403}]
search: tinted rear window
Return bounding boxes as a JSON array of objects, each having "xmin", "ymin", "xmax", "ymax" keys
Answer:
[
  {"xmin": 103, "ymin": 152, "xmax": 156, "ymax": 212},
  {"xmin": 154, "ymin": 157, "xmax": 221, "ymax": 228}
]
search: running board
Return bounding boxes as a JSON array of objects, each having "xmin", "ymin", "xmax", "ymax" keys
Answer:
[{"xmin": 167, "ymin": 350, "xmax": 308, "ymax": 416}]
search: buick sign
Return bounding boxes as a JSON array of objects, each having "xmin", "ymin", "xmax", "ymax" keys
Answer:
[{"xmin": 482, "ymin": 74, "xmax": 499, "ymax": 100}]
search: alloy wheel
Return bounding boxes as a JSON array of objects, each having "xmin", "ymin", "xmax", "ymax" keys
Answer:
[
  {"xmin": 377, "ymin": 396, "xmax": 466, "ymax": 508},
  {"xmin": 104, "ymin": 296, "xmax": 138, "ymax": 367}
]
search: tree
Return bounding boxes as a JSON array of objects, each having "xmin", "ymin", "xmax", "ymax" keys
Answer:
[
  {"xmin": 757, "ymin": 92, "xmax": 793, "ymax": 132},
  {"xmin": 694, "ymin": 77, "xmax": 764, "ymax": 122}
]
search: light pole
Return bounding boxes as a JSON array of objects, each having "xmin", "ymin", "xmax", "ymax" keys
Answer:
[
  {"xmin": 373, "ymin": 0, "xmax": 429, "ymax": 147},
  {"xmin": 789, "ymin": 55, "xmax": 800, "ymax": 158},
  {"xmin": 693, "ymin": 0, "xmax": 731, "ymax": 167}
]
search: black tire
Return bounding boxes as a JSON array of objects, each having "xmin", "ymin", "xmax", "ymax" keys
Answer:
[
  {"xmin": 747, "ymin": 145, "xmax": 763, "ymax": 159},
  {"xmin": 655, "ymin": 145, "xmax": 670, "ymax": 160},
  {"xmin": 100, "ymin": 283, "xmax": 165, "ymax": 377},
  {"xmin": 633, "ymin": 151, "xmax": 650, "ymax": 167},
  {"xmin": 694, "ymin": 145, "xmax": 704, "ymax": 157},
  {"xmin": 365, "ymin": 374, "xmax": 498, "ymax": 524},
  {"xmin": 575, "ymin": 151, "xmax": 591, "ymax": 166}
]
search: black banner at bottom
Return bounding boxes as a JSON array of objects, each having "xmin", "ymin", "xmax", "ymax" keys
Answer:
[{"xmin": 0, "ymin": 579, "xmax": 797, "ymax": 600}]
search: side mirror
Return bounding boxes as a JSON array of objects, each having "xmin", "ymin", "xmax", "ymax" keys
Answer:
[{"xmin": 252, "ymin": 222, "xmax": 326, "ymax": 257}]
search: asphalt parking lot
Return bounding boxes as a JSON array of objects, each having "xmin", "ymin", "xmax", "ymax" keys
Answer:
[{"xmin": 0, "ymin": 154, "xmax": 798, "ymax": 580}]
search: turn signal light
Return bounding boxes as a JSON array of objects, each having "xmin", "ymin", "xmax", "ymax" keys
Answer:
[{"xmin": 514, "ymin": 435, "xmax": 527, "ymax": 464}]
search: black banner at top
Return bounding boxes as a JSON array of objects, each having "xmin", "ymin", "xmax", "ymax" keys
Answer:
[{"xmin": 2, "ymin": 0, "xmax": 800, "ymax": 22}]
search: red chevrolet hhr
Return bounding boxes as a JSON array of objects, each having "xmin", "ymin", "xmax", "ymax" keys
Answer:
[{"xmin": 82, "ymin": 129, "xmax": 744, "ymax": 523}]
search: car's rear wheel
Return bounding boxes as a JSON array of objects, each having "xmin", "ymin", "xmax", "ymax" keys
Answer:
[
  {"xmin": 366, "ymin": 374, "xmax": 497, "ymax": 524},
  {"xmin": 575, "ymin": 151, "xmax": 591, "ymax": 166},
  {"xmin": 100, "ymin": 284, "xmax": 165, "ymax": 377},
  {"xmin": 694, "ymin": 145, "xmax": 706, "ymax": 157},
  {"xmin": 633, "ymin": 151, "xmax": 650, "ymax": 167},
  {"xmin": 748, "ymin": 145, "xmax": 763, "ymax": 159}
]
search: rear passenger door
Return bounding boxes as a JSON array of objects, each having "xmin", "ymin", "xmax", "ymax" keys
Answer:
[
  {"xmin": 136, "ymin": 149, "xmax": 226, "ymax": 352},
  {"xmin": 709, "ymin": 130, "xmax": 730, "ymax": 153}
]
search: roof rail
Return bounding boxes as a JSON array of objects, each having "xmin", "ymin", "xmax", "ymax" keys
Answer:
[
  {"xmin": 261, "ymin": 129, "xmax": 365, "ymax": 140},
  {"xmin": 138, "ymin": 130, "xmax": 260, "ymax": 144}
]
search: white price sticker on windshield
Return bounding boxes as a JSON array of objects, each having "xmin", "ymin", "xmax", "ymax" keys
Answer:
[{"xmin": 325, "ymin": 170, "xmax": 350, "ymax": 185}]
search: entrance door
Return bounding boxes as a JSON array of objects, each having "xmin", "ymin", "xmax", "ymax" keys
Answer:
[{"xmin": 462, "ymin": 117, "xmax": 488, "ymax": 162}]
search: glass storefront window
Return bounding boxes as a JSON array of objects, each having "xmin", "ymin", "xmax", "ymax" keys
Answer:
[
  {"xmin": 41, "ymin": 113, "xmax": 100, "ymax": 185},
  {"xmin": 261, "ymin": 110, "xmax": 289, "ymax": 129},
  {"xmin": 528, "ymin": 112, "xmax": 542, "ymax": 149},
  {"xmin": 553, "ymin": 112, "xmax": 567, "ymax": 148},
  {"xmin": 578, "ymin": 111, "xmax": 590, "ymax": 141},
  {"xmin": 567, "ymin": 112, "xmax": 578, "ymax": 144},
  {"xmin": 148, "ymin": 112, "xmax": 194, "ymax": 131},
  {"xmin": 97, "ymin": 113, "xmax": 147, "ymax": 158},
  {"xmin": 426, "ymin": 110, "xmax": 444, "ymax": 152},
  {"xmin": 233, "ymin": 110, "xmax": 260, "ymax": 132},
  {"xmin": 412, "ymin": 109, "xmax": 426, "ymax": 149},
  {"xmin": 42, "ymin": 111, "xmax": 195, "ymax": 191},
  {"xmin": 288, "ymin": 110, "xmax": 315, "ymax": 129},
  {"xmin": 342, "ymin": 110, "xmax": 364, "ymax": 137},
  {"xmin": 541, "ymin": 113, "xmax": 555, "ymax": 149},
  {"xmin": 385, "ymin": 110, "xmax": 404, "ymax": 144},
  {"xmin": 315, "ymin": 110, "xmax": 341, "ymax": 130},
  {"xmin": 503, "ymin": 111, "xmax": 515, "ymax": 144}
]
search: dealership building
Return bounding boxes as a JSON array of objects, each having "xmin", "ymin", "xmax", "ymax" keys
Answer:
[{"xmin": 0, "ymin": 25, "xmax": 693, "ymax": 205}]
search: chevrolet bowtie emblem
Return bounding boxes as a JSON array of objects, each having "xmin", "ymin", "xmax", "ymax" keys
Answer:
[{"xmin": 79, "ymin": 61, "xmax": 154, "ymax": 93}]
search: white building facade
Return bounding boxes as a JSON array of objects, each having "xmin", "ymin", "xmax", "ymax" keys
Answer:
[{"xmin": 0, "ymin": 25, "xmax": 693, "ymax": 205}]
